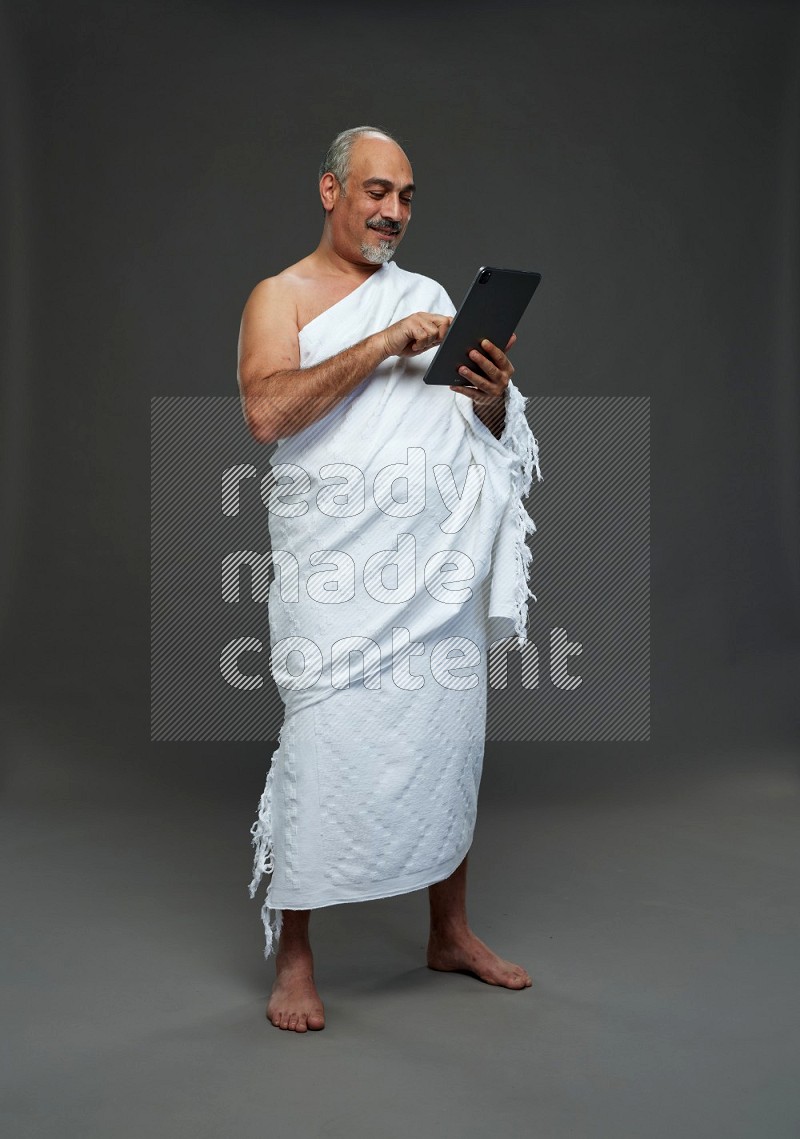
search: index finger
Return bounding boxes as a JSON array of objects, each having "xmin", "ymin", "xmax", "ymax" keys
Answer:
[{"xmin": 478, "ymin": 338, "xmax": 510, "ymax": 363}]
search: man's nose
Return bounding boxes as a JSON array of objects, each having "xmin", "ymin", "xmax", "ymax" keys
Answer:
[{"xmin": 380, "ymin": 194, "xmax": 404, "ymax": 221}]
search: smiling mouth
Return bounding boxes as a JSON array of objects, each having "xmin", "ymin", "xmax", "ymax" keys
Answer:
[{"xmin": 373, "ymin": 229, "xmax": 399, "ymax": 239}]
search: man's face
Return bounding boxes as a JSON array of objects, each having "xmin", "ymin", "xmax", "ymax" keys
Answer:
[{"xmin": 326, "ymin": 134, "xmax": 415, "ymax": 266}]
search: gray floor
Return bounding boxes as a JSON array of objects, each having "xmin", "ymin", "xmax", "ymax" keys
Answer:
[{"xmin": 2, "ymin": 692, "xmax": 799, "ymax": 1139}]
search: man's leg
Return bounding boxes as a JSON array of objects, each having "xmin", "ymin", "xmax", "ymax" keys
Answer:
[
  {"xmin": 267, "ymin": 909, "xmax": 326, "ymax": 1031},
  {"xmin": 427, "ymin": 853, "xmax": 533, "ymax": 989}
]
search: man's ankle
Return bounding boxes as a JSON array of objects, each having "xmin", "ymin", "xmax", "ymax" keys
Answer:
[
  {"xmin": 275, "ymin": 941, "xmax": 314, "ymax": 967},
  {"xmin": 428, "ymin": 918, "xmax": 470, "ymax": 941}
]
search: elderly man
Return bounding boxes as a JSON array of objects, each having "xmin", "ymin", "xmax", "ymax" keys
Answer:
[{"xmin": 237, "ymin": 125, "xmax": 540, "ymax": 1032}]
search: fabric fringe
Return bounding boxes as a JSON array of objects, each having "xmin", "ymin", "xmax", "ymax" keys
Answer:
[
  {"xmin": 499, "ymin": 381, "xmax": 543, "ymax": 647},
  {"xmin": 247, "ymin": 735, "xmax": 283, "ymax": 960}
]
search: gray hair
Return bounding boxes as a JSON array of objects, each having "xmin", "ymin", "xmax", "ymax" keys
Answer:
[{"xmin": 318, "ymin": 125, "xmax": 402, "ymax": 194}]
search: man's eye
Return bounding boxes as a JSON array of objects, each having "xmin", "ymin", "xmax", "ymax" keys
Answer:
[{"xmin": 367, "ymin": 192, "xmax": 412, "ymax": 204}]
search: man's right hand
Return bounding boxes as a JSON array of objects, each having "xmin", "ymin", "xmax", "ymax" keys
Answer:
[{"xmin": 381, "ymin": 312, "xmax": 453, "ymax": 359}]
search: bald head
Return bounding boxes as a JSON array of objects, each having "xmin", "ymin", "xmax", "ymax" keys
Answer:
[{"xmin": 318, "ymin": 125, "xmax": 410, "ymax": 195}]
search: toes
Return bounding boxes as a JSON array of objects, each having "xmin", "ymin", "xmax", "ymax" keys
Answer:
[
  {"xmin": 504, "ymin": 970, "xmax": 528, "ymax": 988},
  {"xmin": 269, "ymin": 1007, "xmax": 323, "ymax": 1030}
]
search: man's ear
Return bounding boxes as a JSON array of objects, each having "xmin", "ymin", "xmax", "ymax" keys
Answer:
[{"xmin": 319, "ymin": 172, "xmax": 338, "ymax": 213}]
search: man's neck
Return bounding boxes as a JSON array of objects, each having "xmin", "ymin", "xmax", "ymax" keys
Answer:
[{"xmin": 311, "ymin": 235, "xmax": 385, "ymax": 282}]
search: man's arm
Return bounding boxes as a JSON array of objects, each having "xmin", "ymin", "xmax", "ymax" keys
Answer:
[
  {"xmin": 237, "ymin": 277, "xmax": 452, "ymax": 444},
  {"xmin": 450, "ymin": 334, "xmax": 517, "ymax": 441},
  {"xmin": 475, "ymin": 397, "xmax": 506, "ymax": 439}
]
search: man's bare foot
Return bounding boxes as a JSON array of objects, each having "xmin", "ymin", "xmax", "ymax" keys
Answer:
[
  {"xmin": 427, "ymin": 927, "xmax": 533, "ymax": 989},
  {"xmin": 267, "ymin": 950, "xmax": 325, "ymax": 1031}
]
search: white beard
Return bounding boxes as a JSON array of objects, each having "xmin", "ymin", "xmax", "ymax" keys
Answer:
[{"xmin": 360, "ymin": 235, "xmax": 397, "ymax": 264}]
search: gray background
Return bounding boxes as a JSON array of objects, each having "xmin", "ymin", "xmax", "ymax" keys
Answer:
[{"xmin": 2, "ymin": 2, "xmax": 799, "ymax": 1137}]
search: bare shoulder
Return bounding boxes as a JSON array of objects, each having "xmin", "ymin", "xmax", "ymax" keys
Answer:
[
  {"xmin": 244, "ymin": 265, "xmax": 298, "ymax": 318},
  {"xmin": 238, "ymin": 260, "xmax": 319, "ymax": 385},
  {"xmin": 242, "ymin": 254, "xmax": 367, "ymax": 340}
]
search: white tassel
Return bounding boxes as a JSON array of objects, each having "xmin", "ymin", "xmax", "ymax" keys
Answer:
[
  {"xmin": 498, "ymin": 381, "xmax": 543, "ymax": 647},
  {"xmin": 248, "ymin": 733, "xmax": 284, "ymax": 960}
]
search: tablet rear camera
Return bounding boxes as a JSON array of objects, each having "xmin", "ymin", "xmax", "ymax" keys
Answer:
[{"xmin": 478, "ymin": 269, "xmax": 492, "ymax": 284}]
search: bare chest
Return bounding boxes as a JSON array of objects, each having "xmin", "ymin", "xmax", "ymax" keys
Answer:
[{"xmin": 294, "ymin": 276, "xmax": 371, "ymax": 335}]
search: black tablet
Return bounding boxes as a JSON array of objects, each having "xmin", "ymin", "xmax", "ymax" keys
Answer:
[{"xmin": 422, "ymin": 266, "xmax": 542, "ymax": 386}]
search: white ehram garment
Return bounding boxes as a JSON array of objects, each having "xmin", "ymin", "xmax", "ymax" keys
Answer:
[{"xmin": 248, "ymin": 260, "xmax": 541, "ymax": 957}]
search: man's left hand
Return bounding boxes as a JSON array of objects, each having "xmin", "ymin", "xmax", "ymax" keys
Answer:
[{"xmin": 449, "ymin": 333, "xmax": 517, "ymax": 410}]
